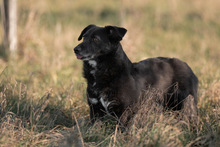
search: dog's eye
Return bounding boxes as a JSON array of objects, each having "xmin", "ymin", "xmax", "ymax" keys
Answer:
[{"xmin": 93, "ymin": 38, "xmax": 99, "ymax": 43}]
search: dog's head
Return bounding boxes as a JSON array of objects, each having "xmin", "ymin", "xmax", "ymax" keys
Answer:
[{"xmin": 74, "ymin": 25, "xmax": 127, "ymax": 60}]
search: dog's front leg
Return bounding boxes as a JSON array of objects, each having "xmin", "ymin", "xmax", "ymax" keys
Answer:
[
  {"xmin": 89, "ymin": 104, "xmax": 96, "ymax": 124},
  {"xmin": 89, "ymin": 104, "xmax": 106, "ymax": 124}
]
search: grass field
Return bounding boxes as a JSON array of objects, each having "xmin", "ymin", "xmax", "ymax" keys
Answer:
[{"xmin": 0, "ymin": 0, "xmax": 220, "ymax": 146}]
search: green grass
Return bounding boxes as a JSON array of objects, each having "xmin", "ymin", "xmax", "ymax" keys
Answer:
[{"xmin": 0, "ymin": 0, "xmax": 220, "ymax": 146}]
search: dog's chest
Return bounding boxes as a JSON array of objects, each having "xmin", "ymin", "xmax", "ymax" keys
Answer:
[
  {"xmin": 85, "ymin": 60, "xmax": 118, "ymax": 115},
  {"xmin": 88, "ymin": 88, "xmax": 113, "ymax": 116},
  {"xmin": 88, "ymin": 95, "xmax": 115, "ymax": 115},
  {"xmin": 87, "ymin": 60, "xmax": 97, "ymax": 85},
  {"xmin": 87, "ymin": 88, "xmax": 116, "ymax": 115}
]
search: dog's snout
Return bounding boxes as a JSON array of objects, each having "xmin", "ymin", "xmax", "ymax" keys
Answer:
[{"xmin": 74, "ymin": 46, "xmax": 81, "ymax": 54}]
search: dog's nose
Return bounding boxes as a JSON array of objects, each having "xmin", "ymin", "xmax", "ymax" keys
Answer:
[{"xmin": 74, "ymin": 46, "xmax": 81, "ymax": 54}]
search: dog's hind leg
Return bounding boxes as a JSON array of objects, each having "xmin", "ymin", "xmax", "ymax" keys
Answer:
[{"xmin": 181, "ymin": 94, "xmax": 198, "ymax": 126}]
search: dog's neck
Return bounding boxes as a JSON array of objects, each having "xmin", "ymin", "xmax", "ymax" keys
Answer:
[{"xmin": 83, "ymin": 44, "xmax": 132, "ymax": 87}]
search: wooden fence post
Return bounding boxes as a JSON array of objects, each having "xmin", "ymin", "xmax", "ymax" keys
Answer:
[{"xmin": 1, "ymin": 0, "xmax": 17, "ymax": 56}]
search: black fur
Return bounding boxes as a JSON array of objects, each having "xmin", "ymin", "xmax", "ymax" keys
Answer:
[{"xmin": 73, "ymin": 25, "xmax": 198, "ymax": 124}]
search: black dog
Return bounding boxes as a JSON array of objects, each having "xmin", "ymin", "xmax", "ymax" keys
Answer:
[{"xmin": 74, "ymin": 25, "xmax": 198, "ymax": 124}]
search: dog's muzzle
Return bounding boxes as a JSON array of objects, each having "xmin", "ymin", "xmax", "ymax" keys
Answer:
[{"xmin": 74, "ymin": 46, "xmax": 84, "ymax": 59}]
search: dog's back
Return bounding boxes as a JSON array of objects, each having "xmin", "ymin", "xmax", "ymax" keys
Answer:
[{"xmin": 133, "ymin": 57, "xmax": 198, "ymax": 110}]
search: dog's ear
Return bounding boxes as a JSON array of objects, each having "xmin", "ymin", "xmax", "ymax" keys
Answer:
[
  {"xmin": 105, "ymin": 26, "xmax": 127, "ymax": 42},
  {"xmin": 78, "ymin": 24, "xmax": 96, "ymax": 41}
]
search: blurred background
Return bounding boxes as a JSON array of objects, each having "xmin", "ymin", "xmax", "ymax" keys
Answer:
[{"xmin": 0, "ymin": 0, "xmax": 220, "ymax": 146}]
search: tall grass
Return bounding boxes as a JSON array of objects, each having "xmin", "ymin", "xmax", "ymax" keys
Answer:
[{"xmin": 0, "ymin": 0, "xmax": 219, "ymax": 146}]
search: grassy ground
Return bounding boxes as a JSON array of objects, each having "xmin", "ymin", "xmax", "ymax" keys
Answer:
[{"xmin": 0, "ymin": 0, "xmax": 220, "ymax": 146}]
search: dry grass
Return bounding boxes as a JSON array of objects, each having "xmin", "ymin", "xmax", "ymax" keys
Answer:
[{"xmin": 0, "ymin": 0, "xmax": 220, "ymax": 146}]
